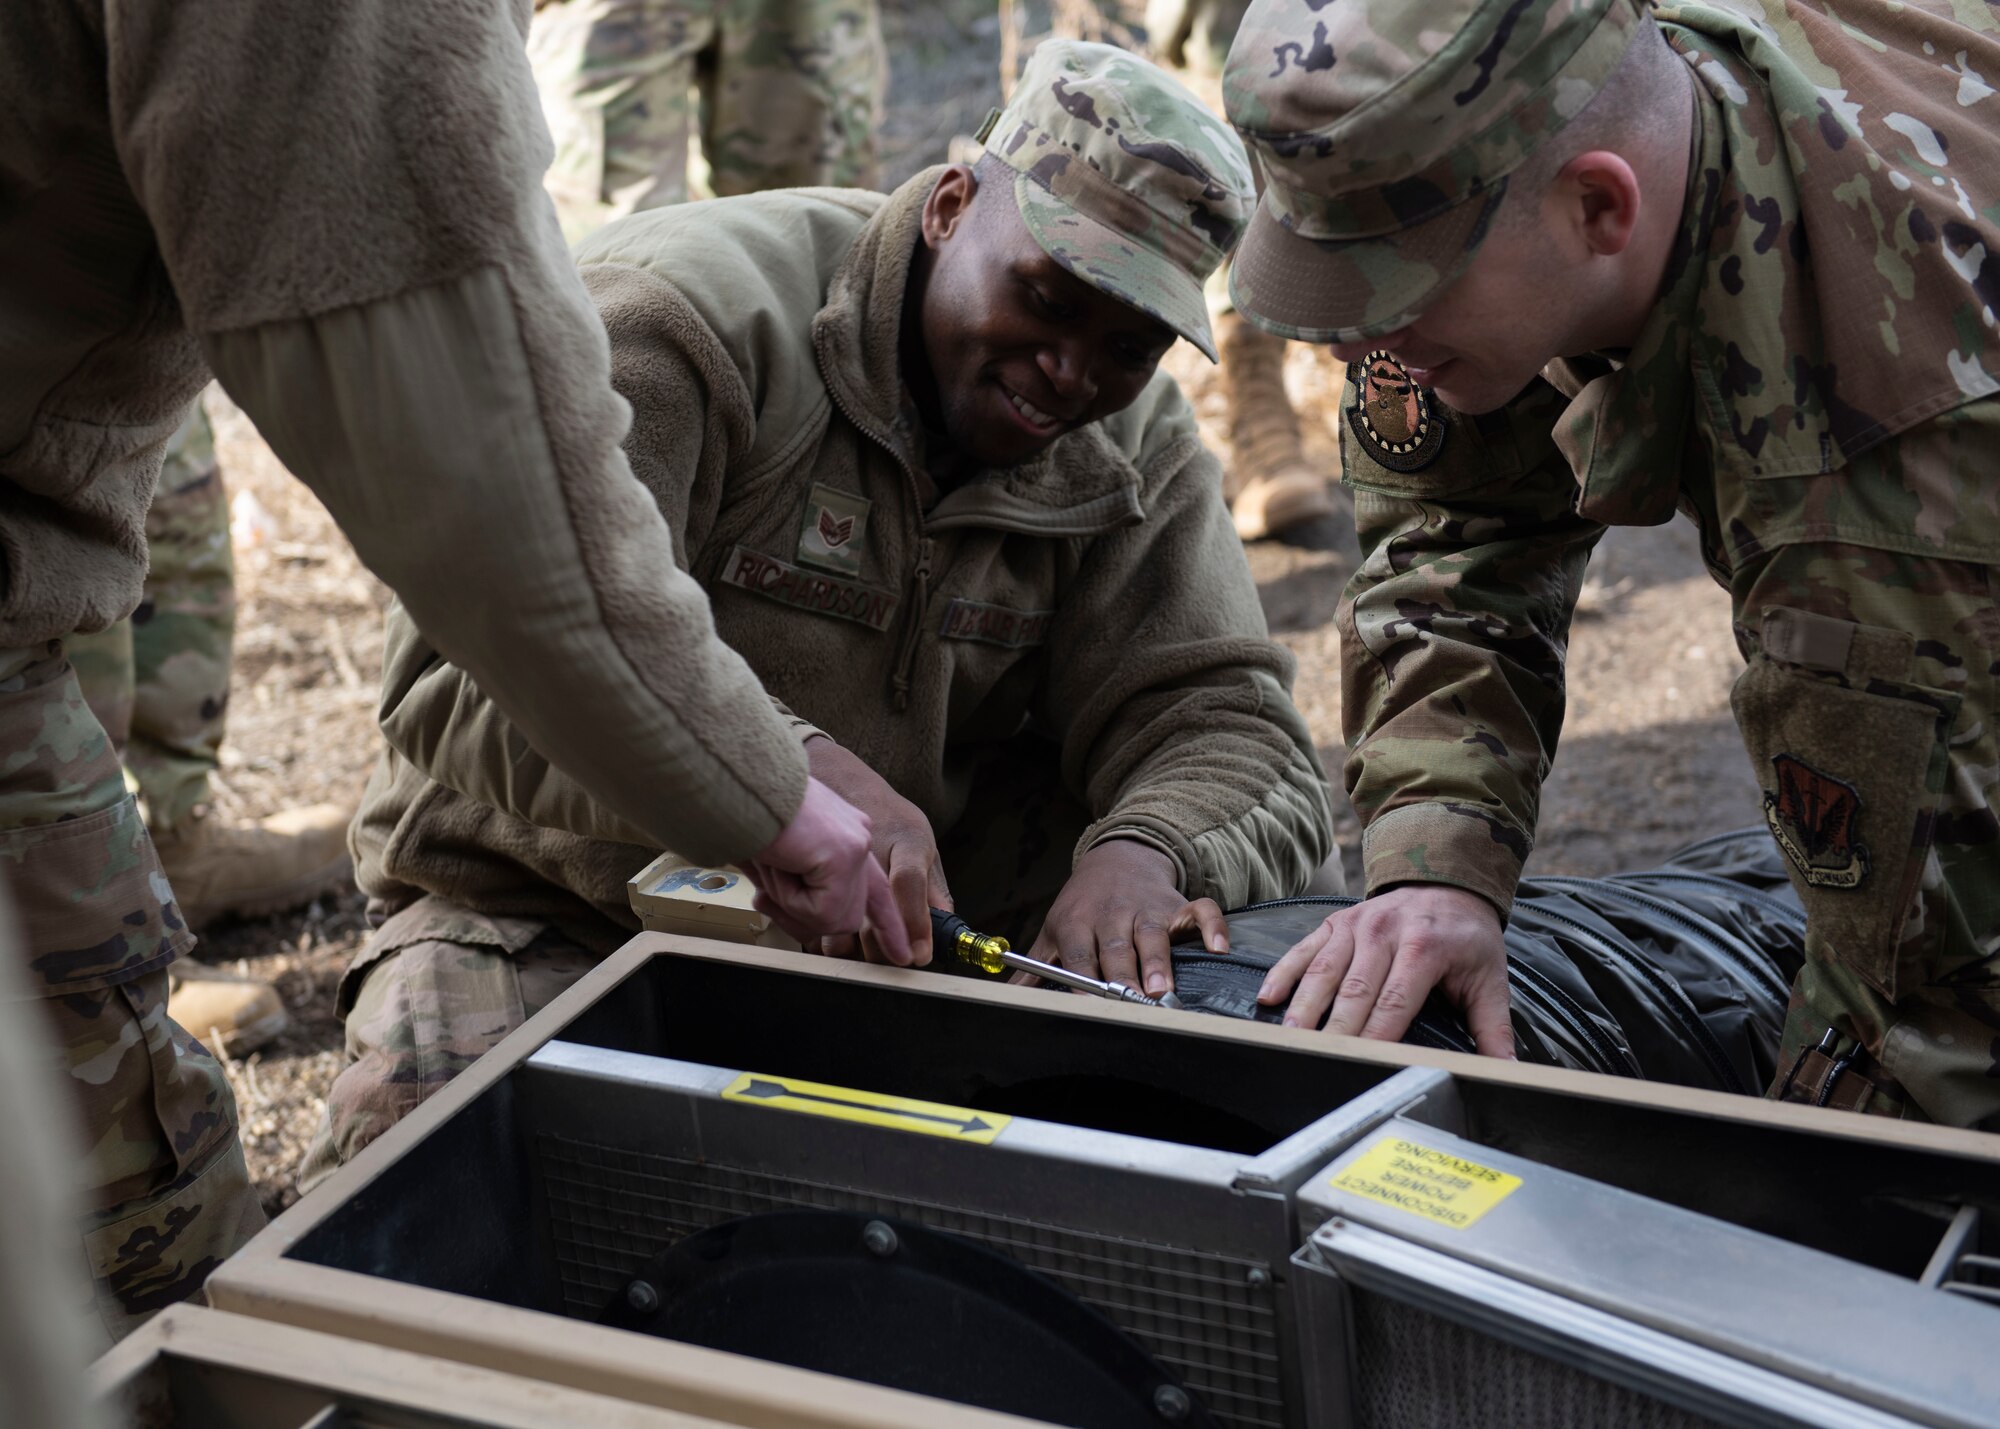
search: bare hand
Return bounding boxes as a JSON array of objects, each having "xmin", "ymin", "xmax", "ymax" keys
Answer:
[
  {"xmin": 802, "ymin": 737, "xmax": 943, "ymax": 966},
  {"xmin": 1026, "ymin": 840, "xmax": 1227, "ymax": 999},
  {"xmin": 1256, "ymin": 884, "xmax": 1514, "ymax": 1058},
  {"xmin": 747, "ymin": 775, "xmax": 912, "ymax": 965}
]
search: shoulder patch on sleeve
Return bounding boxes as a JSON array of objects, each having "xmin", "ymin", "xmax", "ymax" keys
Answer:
[{"xmin": 1347, "ymin": 353, "xmax": 1447, "ymax": 473}]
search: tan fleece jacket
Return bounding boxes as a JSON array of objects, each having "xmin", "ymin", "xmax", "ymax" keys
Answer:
[
  {"xmin": 354, "ymin": 174, "xmax": 1333, "ymax": 933},
  {"xmin": 0, "ymin": 0, "xmax": 804, "ymax": 862}
]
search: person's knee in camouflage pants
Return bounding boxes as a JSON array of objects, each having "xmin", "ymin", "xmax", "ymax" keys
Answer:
[
  {"xmin": 68, "ymin": 403, "xmax": 234, "ymax": 836},
  {"xmin": 296, "ymin": 898, "xmax": 599, "ymax": 1193},
  {"xmin": 0, "ymin": 640, "xmax": 263, "ymax": 1349},
  {"xmin": 530, "ymin": 0, "xmax": 885, "ymax": 244},
  {"xmin": 1735, "ymin": 544, "xmax": 2000, "ymax": 1129}
]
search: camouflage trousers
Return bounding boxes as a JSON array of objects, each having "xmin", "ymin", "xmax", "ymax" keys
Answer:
[
  {"xmin": 529, "ymin": 0, "xmax": 885, "ymax": 244},
  {"xmin": 1733, "ymin": 544, "xmax": 2000, "ymax": 1129},
  {"xmin": 0, "ymin": 640, "xmax": 263, "ymax": 1349},
  {"xmin": 297, "ymin": 740, "xmax": 1093, "ymax": 1190},
  {"xmin": 68, "ymin": 401, "xmax": 234, "ymax": 837}
]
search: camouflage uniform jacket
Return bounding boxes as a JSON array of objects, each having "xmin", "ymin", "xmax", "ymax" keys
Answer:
[
  {"xmin": 2, "ymin": 0, "xmax": 807, "ymax": 866},
  {"xmin": 1341, "ymin": 0, "xmax": 2000, "ymax": 915},
  {"xmin": 354, "ymin": 172, "xmax": 1333, "ymax": 933}
]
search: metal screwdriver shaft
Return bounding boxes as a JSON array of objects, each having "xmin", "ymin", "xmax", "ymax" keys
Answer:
[{"xmin": 930, "ymin": 908, "xmax": 1179, "ymax": 1009}]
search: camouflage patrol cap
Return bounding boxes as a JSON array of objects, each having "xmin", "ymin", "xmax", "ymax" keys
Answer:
[
  {"xmin": 1223, "ymin": 0, "xmax": 1648, "ymax": 343},
  {"xmin": 980, "ymin": 39, "xmax": 1255, "ymax": 361}
]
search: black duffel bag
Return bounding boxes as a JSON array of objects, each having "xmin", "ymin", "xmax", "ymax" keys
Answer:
[{"xmin": 1169, "ymin": 829, "xmax": 1806, "ymax": 1097}]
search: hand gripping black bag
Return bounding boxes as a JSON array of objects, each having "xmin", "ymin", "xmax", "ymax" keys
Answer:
[{"xmin": 1169, "ymin": 829, "xmax": 1805, "ymax": 1096}]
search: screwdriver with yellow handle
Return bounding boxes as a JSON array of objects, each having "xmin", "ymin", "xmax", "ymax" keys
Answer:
[{"xmin": 930, "ymin": 908, "xmax": 1183, "ymax": 1010}]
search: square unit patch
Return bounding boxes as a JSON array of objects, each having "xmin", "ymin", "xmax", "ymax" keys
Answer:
[{"xmin": 796, "ymin": 483, "xmax": 871, "ymax": 576}]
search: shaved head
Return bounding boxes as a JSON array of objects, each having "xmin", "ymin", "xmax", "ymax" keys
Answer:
[{"xmin": 1497, "ymin": 17, "xmax": 1692, "ymax": 234}]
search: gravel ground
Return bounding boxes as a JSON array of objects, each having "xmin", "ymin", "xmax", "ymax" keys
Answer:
[{"xmin": 190, "ymin": 0, "xmax": 1755, "ymax": 1213}]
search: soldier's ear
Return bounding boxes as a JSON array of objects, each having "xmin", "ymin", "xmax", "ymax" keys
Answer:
[
  {"xmin": 922, "ymin": 164, "xmax": 980, "ymax": 249},
  {"xmin": 1561, "ymin": 150, "xmax": 1643, "ymax": 258}
]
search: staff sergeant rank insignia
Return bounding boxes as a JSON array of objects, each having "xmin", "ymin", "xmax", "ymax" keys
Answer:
[
  {"xmin": 1347, "ymin": 351, "xmax": 1446, "ymax": 473},
  {"xmin": 796, "ymin": 483, "xmax": 871, "ymax": 577}
]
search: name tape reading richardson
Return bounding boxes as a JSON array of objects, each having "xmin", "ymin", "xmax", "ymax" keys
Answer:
[
  {"xmin": 720, "ymin": 545, "xmax": 901, "ymax": 632},
  {"xmin": 1330, "ymin": 1136, "xmax": 1524, "ymax": 1230},
  {"xmin": 721, "ymin": 1071, "xmax": 1012, "ymax": 1144}
]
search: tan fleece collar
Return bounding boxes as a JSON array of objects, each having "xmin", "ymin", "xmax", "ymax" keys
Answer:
[{"xmin": 811, "ymin": 168, "xmax": 1144, "ymax": 536}]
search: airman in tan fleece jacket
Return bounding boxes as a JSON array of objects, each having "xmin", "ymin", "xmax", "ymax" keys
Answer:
[{"xmin": 303, "ymin": 45, "xmax": 1335, "ymax": 1188}]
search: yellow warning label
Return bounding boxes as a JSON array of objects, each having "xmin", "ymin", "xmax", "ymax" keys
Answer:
[
  {"xmin": 1330, "ymin": 1136, "xmax": 1522, "ymax": 1230},
  {"xmin": 721, "ymin": 1073, "xmax": 1010, "ymax": 1144}
]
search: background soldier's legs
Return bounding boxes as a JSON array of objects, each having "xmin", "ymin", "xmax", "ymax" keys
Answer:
[
  {"xmin": 1145, "ymin": 0, "xmax": 1251, "ymax": 83},
  {"xmin": 71, "ymin": 403, "xmax": 235, "ymax": 835},
  {"xmin": 1147, "ymin": 0, "xmax": 1331, "ymax": 540},
  {"xmin": 0, "ymin": 641, "xmax": 262, "ymax": 1349},
  {"xmin": 530, "ymin": 0, "xmax": 713, "ymax": 241},
  {"xmin": 67, "ymin": 399, "xmax": 348, "ymax": 942},
  {"xmin": 705, "ymin": 0, "xmax": 884, "ymax": 195},
  {"xmin": 1732, "ymin": 543, "xmax": 2000, "ymax": 1129}
]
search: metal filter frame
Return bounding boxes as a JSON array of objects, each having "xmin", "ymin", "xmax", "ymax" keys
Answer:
[{"xmin": 1288, "ymin": 1119, "xmax": 2000, "ymax": 1428}]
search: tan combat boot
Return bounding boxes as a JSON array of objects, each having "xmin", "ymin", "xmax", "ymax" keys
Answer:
[
  {"xmin": 156, "ymin": 802, "xmax": 354, "ymax": 929},
  {"xmin": 168, "ymin": 974, "xmax": 289, "ymax": 1058},
  {"xmin": 1218, "ymin": 311, "xmax": 1337, "ymax": 541}
]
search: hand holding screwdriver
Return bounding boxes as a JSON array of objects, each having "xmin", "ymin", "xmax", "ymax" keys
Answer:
[{"xmin": 930, "ymin": 909, "xmax": 1182, "ymax": 1009}]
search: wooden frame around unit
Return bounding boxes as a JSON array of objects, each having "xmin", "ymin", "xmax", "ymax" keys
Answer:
[
  {"xmin": 93, "ymin": 1304, "xmax": 749, "ymax": 1427},
  {"xmin": 204, "ymin": 932, "xmax": 2000, "ymax": 1427}
]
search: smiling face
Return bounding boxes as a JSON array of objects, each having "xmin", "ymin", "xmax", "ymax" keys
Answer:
[
  {"xmin": 1329, "ymin": 218, "xmax": 1591, "ymax": 415},
  {"xmin": 910, "ymin": 162, "xmax": 1177, "ymax": 469}
]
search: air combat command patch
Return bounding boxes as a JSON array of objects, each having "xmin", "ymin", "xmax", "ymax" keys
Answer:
[
  {"xmin": 1765, "ymin": 753, "xmax": 1871, "ymax": 889},
  {"xmin": 1346, "ymin": 351, "xmax": 1446, "ymax": 472}
]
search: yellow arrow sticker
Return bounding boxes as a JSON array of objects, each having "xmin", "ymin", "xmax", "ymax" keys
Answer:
[
  {"xmin": 1330, "ymin": 1136, "xmax": 1523, "ymax": 1230},
  {"xmin": 721, "ymin": 1072, "xmax": 1010, "ymax": 1144}
]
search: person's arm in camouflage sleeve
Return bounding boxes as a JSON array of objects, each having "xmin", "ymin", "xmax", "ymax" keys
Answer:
[
  {"xmin": 104, "ymin": 0, "xmax": 897, "ymax": 949},
  {"xmin": 1343, "ymin": 377, "xmax": 1602, "ymax": 912},
  {"xmin": 1026, "ymin": 376, "xmax": 1337, "ymax": 997},
  {"xmin": 1259, "ymin": 377, "xmax": 1603, "ymax": 1054}
]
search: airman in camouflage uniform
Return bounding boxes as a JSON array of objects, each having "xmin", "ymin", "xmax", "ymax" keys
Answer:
[
  {"xmin": 298, "ymin": 42, "xmax": 1333, "ymax": 1189},
  {"xmin": 530, "ymin": 0, "xmax": 885, "ymax": 244},
  {"xmin": 1226, "ymin": 0, "xmax": 2000, "ymax": 1126}
]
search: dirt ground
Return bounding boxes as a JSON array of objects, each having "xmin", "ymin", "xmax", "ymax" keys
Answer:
[{"xmin": 190, "ymin": 0, "xmax": 1758, "ymax": 1214}]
